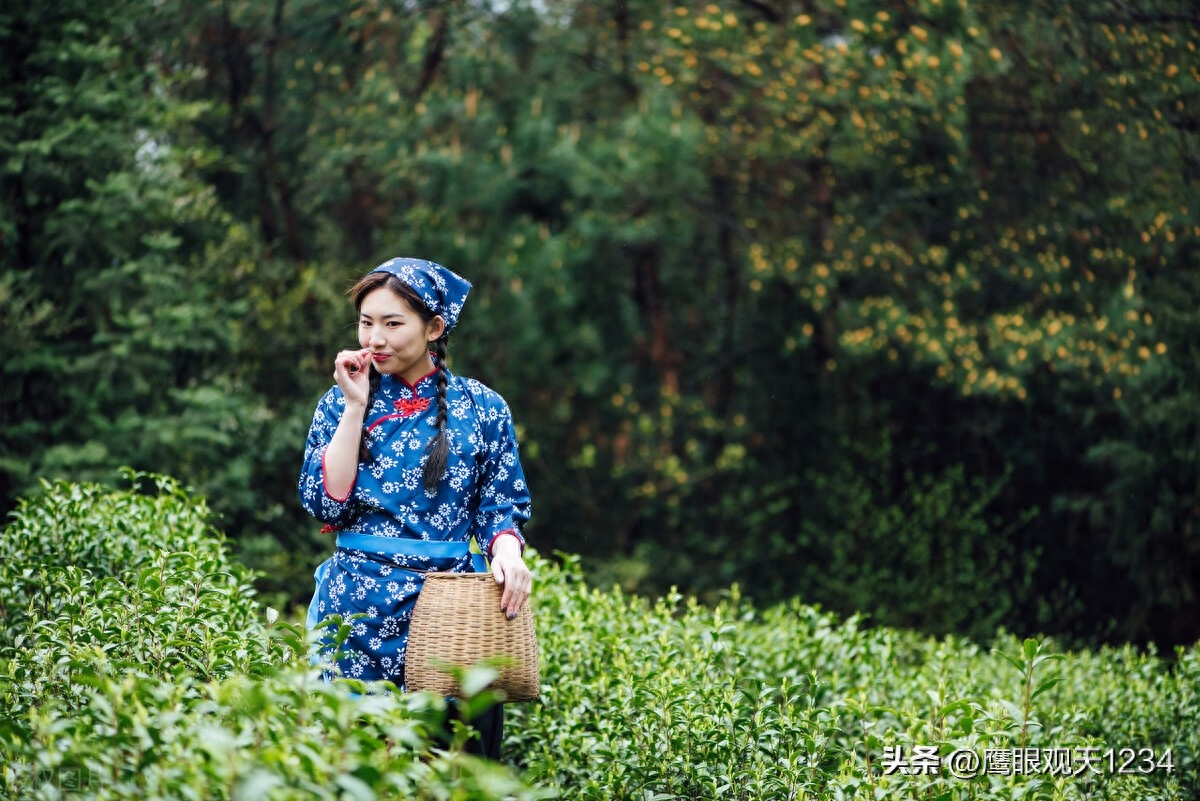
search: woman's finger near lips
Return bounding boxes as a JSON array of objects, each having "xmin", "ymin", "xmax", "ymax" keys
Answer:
[{"xmin": 341, "ymin": 348, "xmax": 372, "ymax": 375}]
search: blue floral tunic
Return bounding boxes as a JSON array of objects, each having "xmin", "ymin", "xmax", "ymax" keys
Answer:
[{"xmin": 299, "ymin": 365, "xmax": 531, "ymax": 684}]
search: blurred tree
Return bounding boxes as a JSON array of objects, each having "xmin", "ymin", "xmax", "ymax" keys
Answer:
[
  {"xmin": 3, "ymin": 0, "xmax": 1196, "ymax": 644},
  {"xmin": 0, "ymin": 1, "xmax": 275, "ymax": 573}
]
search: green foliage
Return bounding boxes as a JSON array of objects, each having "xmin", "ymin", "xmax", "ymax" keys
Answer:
[
  {"xmin": 798, "ymin": 447, "xmax": 1038, "ymax": 641},
  {"xmin": 0, "ymin": 476, "xmax": 546, "ymax": 800},
  {"xmin": 511, "ymin": 554, "xmax": 1199, "ymax": 800},
  {"xmin": 0, "ymin": 473, "xmax": 292, "ymax": 731},
  {"xmin": 600, "ymin": 432, "xmax": 1038, "ymax": 643},
  {"xmin": 2, "ymin": 665, "xmax": 545, "ymax": 801},
  {"xmin": 1, "ymin": 478, "xmax": 1198, "ymax": 800},
  {"xmin": 3, "ymin": 0, "xmax": 1199, "ymax": 648},
  {"xmin": 0, "ymin": 0, "xmax": 277, "ymax": 548}
]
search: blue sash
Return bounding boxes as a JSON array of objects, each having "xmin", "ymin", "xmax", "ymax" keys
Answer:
[{"xmin": 333, "ymin": 532, "xmax": 490, "ymax": 565}]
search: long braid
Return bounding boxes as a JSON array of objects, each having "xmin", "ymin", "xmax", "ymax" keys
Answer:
[
  {"xmin": 358, "ymin": 365, "xmax": 381, "ymax": 462},
  {"xmin": 422, "ymin": 337, "xmax": 450, "ymax": 492}
]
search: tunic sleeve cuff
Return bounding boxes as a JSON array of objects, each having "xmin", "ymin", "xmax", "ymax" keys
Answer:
[{"xmin": 487, "ymin": 529, "xmax": 525, "ymax": 558}]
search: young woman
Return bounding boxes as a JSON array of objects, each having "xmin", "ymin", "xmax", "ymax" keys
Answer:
[{"xmin": 299, "ymin": 257, "xmax": 532, "ymax": 758}]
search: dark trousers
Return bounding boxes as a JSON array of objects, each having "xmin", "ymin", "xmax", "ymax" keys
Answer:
[{"xmin": 437, "ymin": 700, "xmax": 505, "ymax": 760}]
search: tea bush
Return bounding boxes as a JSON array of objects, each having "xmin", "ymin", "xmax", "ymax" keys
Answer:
[
  {"xmin": 0, "ymin": 473, "xmax": 292, "ymax": 724},
  {"xmin": 1, "ymin": 475, "xmax": 1197, "ymax": 800},
  {"xmin": 3, "ymin": 665, "xmax": 544, "ymax": 801},
  {"xmin": 512, "ymin": 555, "xmax": 1199, "ymax": 800},
  {"xmin": 0, "ymin": 475, "xmax": 547, "ymax": 800}
]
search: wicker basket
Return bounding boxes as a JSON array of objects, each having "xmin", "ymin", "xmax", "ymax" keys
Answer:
[{"xmin": 405, "ymin": 572, "xmax": 539, "ymax": 701}]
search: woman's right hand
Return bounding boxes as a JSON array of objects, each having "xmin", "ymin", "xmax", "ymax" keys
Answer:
[{"xmin": 334, "ymin": 348, "xmax": 374, "ymax": 408}]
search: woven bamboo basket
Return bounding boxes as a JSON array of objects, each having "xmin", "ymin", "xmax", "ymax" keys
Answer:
[{"xmin": 405, "ymin": 571, "xmax": 539, "ymax": 701}]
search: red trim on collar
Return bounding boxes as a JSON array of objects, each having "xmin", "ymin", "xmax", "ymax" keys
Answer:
[
  {"xmin": 367, "ymin": 363, "xmax": 439, "ymax": 432},
  {"xmin": 397, "ymin": 361, "xmax": 439, "ymax": 394}
]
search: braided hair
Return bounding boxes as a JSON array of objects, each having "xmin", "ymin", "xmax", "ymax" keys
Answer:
[
  {"xmin": 423, "ymin": 336, "xmax": 451, "ymax": 492},
  {"xmin": 357, "ymin": 365, "xmax": 383, "ymax": 463},
  {"xmin": 349, "ymin": 271, "xmax": 452, "ymax": 491}
]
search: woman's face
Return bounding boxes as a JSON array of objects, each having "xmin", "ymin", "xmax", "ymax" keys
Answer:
[{"xmin": 357, "ymin": 286, "xmax": 445, "ymax": 384}]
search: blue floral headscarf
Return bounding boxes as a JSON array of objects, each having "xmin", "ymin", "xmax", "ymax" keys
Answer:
[{"xmin": 369, "ymin": 257, "xmax": 472, "ymax": 332}]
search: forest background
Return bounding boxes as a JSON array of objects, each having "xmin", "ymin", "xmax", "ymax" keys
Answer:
[{"xmin": 2, "ymin": 0, "xmax": 1197, "ymax": 650}]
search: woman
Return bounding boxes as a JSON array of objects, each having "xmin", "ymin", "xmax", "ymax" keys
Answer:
[{"xmin": 299, "ymin": 257, "xmax": 532, "ymax": 758}]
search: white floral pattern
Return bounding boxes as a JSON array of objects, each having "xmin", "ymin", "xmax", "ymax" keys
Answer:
[{"xmin": 300, "ymin": 369, "xmax": 531, "ymax": 684}]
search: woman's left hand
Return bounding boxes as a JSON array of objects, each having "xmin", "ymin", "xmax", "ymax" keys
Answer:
[{"xmin": 490, "ymin": 534, "xmax": 532, "ymax": 619}]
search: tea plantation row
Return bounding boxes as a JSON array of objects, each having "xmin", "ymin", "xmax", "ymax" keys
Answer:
[{"xmin": 0, "ymin": 475, "xmax": 1195, "ymax": 799}]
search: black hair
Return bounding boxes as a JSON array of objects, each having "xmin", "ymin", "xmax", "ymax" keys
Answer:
[
  {"xmin": 422, "ymin": 336, "xmax": 451, "ymax": 492},
  {"xmin": 348, "ymin": 272, "xmax": 451, "ymax": 491}
]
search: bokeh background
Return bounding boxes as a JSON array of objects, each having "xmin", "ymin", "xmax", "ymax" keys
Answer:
[{"xmin": 3, "ymin": 0, "xmax": 1197, "ymax": 648}]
